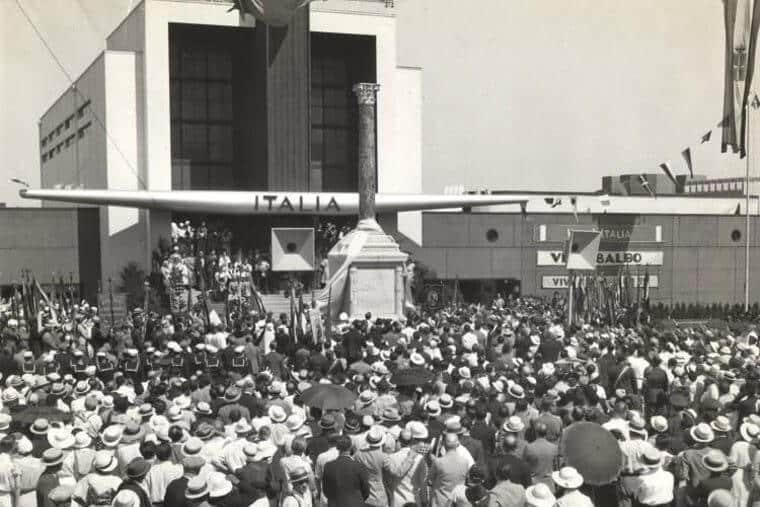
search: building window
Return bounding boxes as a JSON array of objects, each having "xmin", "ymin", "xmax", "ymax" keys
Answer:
[
  {"xmin": 311, "ymin": 33, "xmax": 376, "ymax": 192},
  {"xmin": 170, "ymin": 30, "xmax": 235, "ymax": 191},
  {"xmin": 77, "ymin": 122, "xmax": 91, "ymax": 139},
  {"xmin": 77, "ymin": 100, "xmax": 91, "ymax": 119}
]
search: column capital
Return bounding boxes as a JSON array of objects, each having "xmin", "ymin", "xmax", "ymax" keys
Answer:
[{"xmin": 352, "ymin": 83, "xmax": 381, "ymax": 105}]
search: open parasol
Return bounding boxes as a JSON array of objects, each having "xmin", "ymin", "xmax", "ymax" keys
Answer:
[
  {"xmin": 390, "ymin": 367, "xmax": 435, "ymax": 386},
  {"xmin": 10, "ymin": 406, "xmax": 72, "ymax": 426},
  {"xmin": 560, "ymin": 422, "xmax": 623, "ymax": 485},
  {"xmin": 299, "ymin": 384, "xmax": 357, "ymax": 411}
]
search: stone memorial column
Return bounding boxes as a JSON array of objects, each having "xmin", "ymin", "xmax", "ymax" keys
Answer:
[{"xmin": 352, "ymin": 83, "xmax": 381, "ymax": 224}]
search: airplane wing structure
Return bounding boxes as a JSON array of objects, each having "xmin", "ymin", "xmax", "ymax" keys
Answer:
[{"xmin": 19, "ymin": 189, "xmax": 527, "ymax": 215}]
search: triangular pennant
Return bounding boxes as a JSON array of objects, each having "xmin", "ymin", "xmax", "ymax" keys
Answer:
[
  {"xmin": 753, "ymin": 93, "xmax": 760, "ymax": 109},
  {"xmin": 701, "ymin": 130, "xmax": 712, "ymax": 143},
  {"xmin": 638, "ymin": 174, "xmax": 656, "ymax": 198},
  {"xmin": 735, "ymin": 202, "xmax": 742, "ymax": 215},
  {"xmin": 659, "ymin": 162, "xmax": 678, "ymax": 185},
  {"xmin": 681, "ymin": 147, "xmax": 694, "ymax": 178}
]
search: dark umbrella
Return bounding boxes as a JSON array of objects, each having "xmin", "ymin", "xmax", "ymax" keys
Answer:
[
  {"xmin": 10, "ymin": 405, "xmax": 72, "ymax": 426},
  {"xmin": 390, "ymin": 367, "xmax": 435, "ymax": 386},
  {"xmin": 299, "ymin": 384, "xmax": 357, "ymax": 411},
  {"xmin": 560, "ymin": 422, "xmax": 623, "ymax": 486}
]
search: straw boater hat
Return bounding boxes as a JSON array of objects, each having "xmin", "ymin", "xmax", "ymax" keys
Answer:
[
  {"xmin": 641, "ymin": 447, "xmax": 663, "ymax": 471},
  {"xmin": 41, "ymin": 448, "xmax": 65, "ymax": 467},
  {"xmin": 502, "ymin": 416, "xmax": 525, "ymax": 434},
  {"xmin": 285, "ymin": 413, "xmax": 306, "ymax": 433},
  {"xmin": 234, "ymin": 419, "xmax": 253, "ymax": 436},
  {"xmin": 243, "ymin": 442, "xmax": 259, "ymax": 462},
  {"xmin": 48, "ymin": 429, "xmax": 75, "ymax": 450},
  {"xmin": 30, "ymin": 418, "xmax": 50, "ymax": 436},
  {"xmin": 121, "ymin": 422, "xmax": 146, "ymax": 445},
  {"xmin": 409, "ymin": 353, "xmax": 425, "ymax": 367},
  {"xmin": 702, "ymin": 450, "xmax": 729, "ymax": 473},
  {"xmin": 101, "ymin": 425, "xmax": 124, "ymax": 448},
  {"xmin": 194, "ymin": 423, "xmax": 216, "ymax": 441},
  {"xmin": 711, "ymin": 416, "xmax": 732, "ymax": 434},
  {"xmin": 208, "ymin": 472, "xmax": 233, "ymax": 498},
  {"xmin": 365, "ymin": 426, "xmax": 384, "ymax": 448},
  {"xmin": 224, "ymin": 387, "xmax": 241, "ymax": 403},
  {"xmin": 185, "ymin": 476, "xmax": 209, "ymax": 500},
  {"xmin": 741, "ymin": 422, "xmax": 760, "ymax": 443},
  {"xmin": 525, "ymin": 483, "xmax": 556, "ymax": 507},
  {"xmin": 358, "ymin": 390, "xmax": 377, "ymax": 406},
  {"xmin": 186, "ymin": 400, "xmax": 209, "ymax": 417},
  {"xmin": 425, "ymin": 400, "xmax": 442, "ymax": 417},
  {"xmin": 73, "ymin": 431, "xmax": 93, "ymax": 449},
  {"xmin": 439, "ymin": 394, "xmax": 454, "ymax": 410},
  {"xmin": 48, "ymin": 485, "xmax": 74, "ymax": 507},
  {"xmin": 180, "ymin": 438, "xmax": 202, "ymax": 456},
  {"xmin": 690, "ymin": 423, "xmax": 715, "ymax": 444},
  {"xmin": 268, "ymin": 405, "xmax": 287, "ymax": 424},
  {"xmin": 93, "ymin": 450, "xmax": 118, "ymax": 473},
  {"xmin": 319, "ymin": 414, "xmax": 337, "ymax": 431},
  {"xmin": 381, "ymin": 407, "xmax": 402, "ymax": 423},
  {"xmin": 552, "ymin": 467, "xmax": 584, "ymax": 489},
  {"xmin": 507, "ymin": 384, "xmax": 525, "ymax": 399},
  {"xmin": 650, "ymin": 416, "xmax": 668, "ymax": 434}
]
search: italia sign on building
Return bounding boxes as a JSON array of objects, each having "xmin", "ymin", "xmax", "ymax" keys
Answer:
[{"xmin": 537, "ymin": 250, "xmax": 664, "ymax": 266}]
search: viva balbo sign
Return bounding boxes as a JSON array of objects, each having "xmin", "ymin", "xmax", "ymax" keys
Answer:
[
  {"xmin": 537, "ymin": 250, "xmax": 663, "ymax": 266},
  {"xmin": 542, "ymin": 274, "xmax": 659, "ymax": 289}
]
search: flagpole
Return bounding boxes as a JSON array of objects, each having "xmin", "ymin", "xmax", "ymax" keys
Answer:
[{"xmin": 746, "ymin": 101, "xmax": 752, "ymax": 313}]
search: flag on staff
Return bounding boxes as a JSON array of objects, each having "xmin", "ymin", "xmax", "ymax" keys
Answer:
[
  {"xmin": 658, "ymin": 162, "xmax": 678, "ymax": 186},
  {"xmin": 325, "ymin": 285, "xmax": 332, "ymax": 340},
  {"xmin": 639, "ymin": 175, "xmax": 656, "ymax": 197},
  {"xmin": 643, "ymin": 266, "xmax": 651, "ymax": 307},
  {"xmin": 721, "ymin": 0, "xmax": 760, "ymax": 157},
  {"xmin": 681, "ymin": 148, "xmax": 694, "ymax": 178},
  {"xmin": 289, "ymin": 288, "xmax": 297, "ymax": 343},
  {"xmin": 570, "ymin": 196, "xmax": 579, "ymax": 222},
  {"xmin": 544, "ymin": 197, "xmax": 562, "ymax": 208},
  {"xmin": 701, "ymin": 130, "xmax": 712, "ymax": 143}
]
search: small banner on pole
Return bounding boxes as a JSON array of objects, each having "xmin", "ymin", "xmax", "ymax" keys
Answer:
[{"xmin": 564, "ymin": 230, "xmax": 602, "ymax": 271}]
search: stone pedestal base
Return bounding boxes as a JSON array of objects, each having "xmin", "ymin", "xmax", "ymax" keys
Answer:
[{"xmin": 329, "ymin": 218, "xmax": 408, "ymax": 319}]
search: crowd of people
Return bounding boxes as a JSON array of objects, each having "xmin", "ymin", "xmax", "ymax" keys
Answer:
[{"xmin": 0, "ymin": 290, "xmax": 757, "ymax": 507}]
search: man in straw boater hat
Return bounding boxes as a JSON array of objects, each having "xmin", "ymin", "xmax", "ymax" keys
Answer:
[
  {"xmin": 551, "ymin": 466, "xmax": 592, "ymax": 506},
  {"xmin": 687, "ymin": 449, "xmax": 731, "ymax": 506},
  {"xmin": 353, "ymin": 426, "xmax": 390, "ymax": 506},
  {"xmin": 280, "ymin": 466, "xmax": 312, "ymax": 507},
  {"xmin": 72, "ymin": 450, "xmax": 122, "ymax": 506},
  {"xmin": 618, "ymin": 447, "xmax": 674, "ymax": 507}
]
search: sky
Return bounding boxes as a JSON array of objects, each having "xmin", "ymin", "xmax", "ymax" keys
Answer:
[{"xmin": 0, "ymin": 0, "xmax": 751, "ymax": 206}]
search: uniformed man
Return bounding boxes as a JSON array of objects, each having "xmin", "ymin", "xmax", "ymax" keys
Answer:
[
  {"xmin": 20, "ymin": 351, "xmax": 38, "ymax": 375},
  {"xmin": 122, "ymin": 348, "xmax": 142, "ymax": 383},
  {"xmin": 229, "ymin": 345, "xmax": 249, "ymax": 378},
  {"xmin": 95, "ymin": 351, "xmax": 116, "ymax": 382},
  {"xmin": 167, "ymin": 341, "xmax": 187, "ymax": 378},
  {"xmin": 72, "ymin": 349, "xmax": 90, "ymax": 379},
  {"xmin": 205, "ymin": 344, "xmax": 222, "ymax": 380},
  {"xmin": 42, "ymin": 351, "xmax": 61, "ymax": 375},
  {"xmin": 192, "ymin": 343, "xmax": 207, "ymax": 371},
  {"xmin": 142, "ymin": 346, "xmax": 155, "ymax": 372}
]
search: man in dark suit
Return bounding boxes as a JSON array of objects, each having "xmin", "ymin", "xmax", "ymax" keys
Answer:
[
  {"xmin": 322, "ymin": 435, "xmax": 370, "ymax": 507},
  {"xmin": 342, "ymin": 322, "xmax": 365, "ymax": 364}
]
